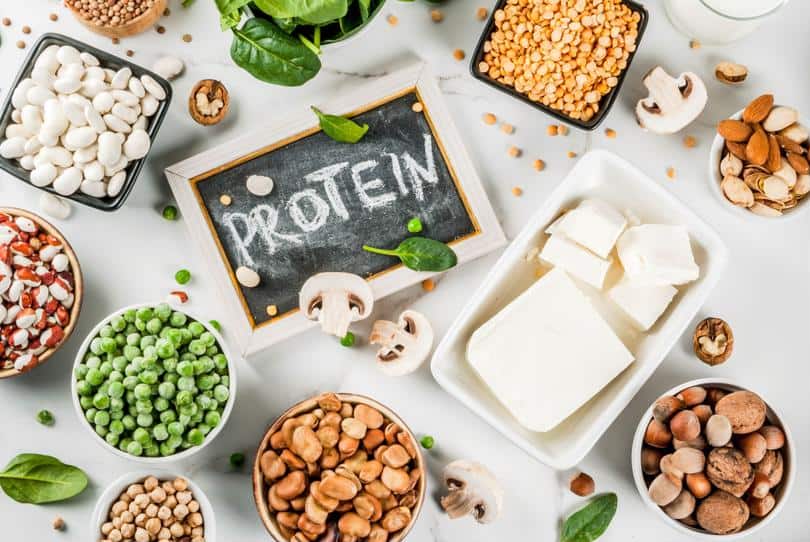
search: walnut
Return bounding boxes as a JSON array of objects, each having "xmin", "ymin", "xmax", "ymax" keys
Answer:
[
  {"xmin": 705, "ymin": 448, "xmax": 754, "ymax": 498},
  {"xmin": 189, "ymin": 79, "xmax": 229, "ymax": 126},
  {"xmin": 693, "ymin": 318, "xmax": 733, "ymax": 365},
  {"xmin": 715, "ymin": 391, "xmax": 766, "ymax": 434},
  {"xmin": 696, "ymin": 491, "xmax": 749, "ymax": 534}
]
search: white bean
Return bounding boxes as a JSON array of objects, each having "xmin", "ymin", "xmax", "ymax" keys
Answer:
[
  {"xmin": 39, "ymin": 193, "xmax": 72, "ymax": 220},
  {"xmin": 128, "ymin": 77, "xmax": 146, "ymax": 98},
  {"xmin": 81, "ymin": 79, "xmax": 106, "ymax": 98},
  {"xmin": 24, "ymin": 136, "xmax": 43, "ymax": 155},
  {"xmin": 103, "ymin": 114, "xmax": 132, "ymax": 134},
  {"xmin": 133, "ymin": 116, "xmax": 148, "ymax": 130},
  {"xmin": 80, "ymin": 179, "xmax": 107, "ymax": 197},
  {"xmin": 93, "ymin": 92, "xmax": 115, "ymax": 113},
  {"xmin": 11, "ymin": 79, "xmax": 35, "ymax": 109},
  {"xmin": 111, "ymin": 67, "xmax": 132, "ymax": 90},
  {"xmin": 19, "ymin": 155, "xmax": 35, "ymax": 170},
  {"xmin": 140, "ymin": 75, "xmax": 166, "ymax": 100},
  {"xmin": 107, "ymin": 171, "xmax": 126, "ymax": 197},
  {"xmin": 21, "ymin": 105, "xmax": 43, "ymax": 135},
  {"xmin": 33, "ymin": 47, "xmax": 59, "ymax": 74},
  {"xmin": 38, "ymin": 147, "xmax": 73, "ymax": 168},
  {"xmin": 97, "ymin": 131, "xmax": 122, "ymax": 166},
  {"xmin": 53, "ymin": 167, "xmax": 83, "ymax": 195},
  {"xmin": 5, "ymin": 124, "xmax": 30, "ymax": 139},
  {"xmin": 103, "ymin": 68, "xmax": 116, "ymax": 82},
  {"xmin": 43, "ymin": 100, "xmax": 69, "ymax": 135},
  {"xmin": 64, "ymin": 127, "xmax": 98, "ymax": 150},
  {"xmin": 73, "ymin": 144, "xmax": 98, "ymax": 164},
  {"xmin": 57, "ymin": 63, "xmax": 85, "ymax": 81},
  {"xmin": 30, "ymin": 164, "xmax": 58, "ymax": 187},
  {"xmin": 63, "ymin": 101, "xmax": 87, "ymax": 126},
  {"xmin": 26, "ymin": 86, "xmax": 55, "ymax": 106},
  {"xmin": 2, "ymin": 137, "xmax": 27, "ymax": 159},
  {"xmin": 104, "ymin": 155, "xmax": 128, "ymax": 176},
  {"xmin": 85, "ymin": 66, "xmax": 106, "ymax": 80},
  {"xmin": 124, "ymin": 129, "xmax": 150, "ymax": 160},
  {"xmin": 141, "ymin": 95, "xmax": 159, "ymax": 117},
  {"xmin": 85, "ymin": 105, "xmax": 107, "ymax": 133},
  {"xmin": 80, "ymin": 52, "xmax": 100, "ymax": 66},
  {"xmin": 83, "ymin": 161, "xmax": 104, "ymax": 181},
  {"xmin": 11, "ymin": 110, "xmax": 22, "ymax": 124},
  {"xmin": 56, "ymin": 45, "xmax": 81, "ymax": 66},
  {"xmin": 30, "ymin": 67, "xmax": 55, "ymax": 90},
  {"xmin": 112, "ymin": 103, "xmax": 138, "ymax": 124},
  {"xmin": 152, "ymin": 56, "xmax": 184, "ymax": 81},
  {"xmin": 53, "ymin": 77, "xmax": 82, "ymax": 95},
  {"xmin": 112, "ymin": 90, "xmax": 139, "ymax": 107},
  {"xmin": 37, "ymin": 130, "xmax": 59, "ymax": 147}
]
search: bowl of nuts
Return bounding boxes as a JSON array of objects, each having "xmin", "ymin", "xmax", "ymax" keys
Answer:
[
  {"xmin": 253, "ymin": 392, "xmax": 425, "ymax": 542},
  {"xmin": 0, "ymin": 208, "xmax": 83, "ymax": 379},
  {"xmin": 709, "ymin": 94, "xmax": 810, "ymax": 220},
  {"xmin": 631, "ymin": 379, "xmax": 794, "ymax": 539},
  {"xmin": 65, "ymin": 0, "xmax": 168, "ymax": 39},
  {"xmin": 91, "ymin": 471, "xmax": 215, "ymax": 542}
]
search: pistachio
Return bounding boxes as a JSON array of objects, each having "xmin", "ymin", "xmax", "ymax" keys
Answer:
[
  {"xmin": 719, "ymin": 152, "xmax": 743, "ymax": 177},
  {"xmin": 763, "ymin": 106, "xmax": 799, "ymax": 133},
  {"xmin": 714, "ymin": 62, "xmax": 748, "ymax": 85},
  {"xmin": 721, "ymin": 175, "xmax": 754, "ymax": 207}
]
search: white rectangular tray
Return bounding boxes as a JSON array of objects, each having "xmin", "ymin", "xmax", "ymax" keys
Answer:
[{"xmin": 431, "ymin": 150, "xmax": 728, "ymax": 469}]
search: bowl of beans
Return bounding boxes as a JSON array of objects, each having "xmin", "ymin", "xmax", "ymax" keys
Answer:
[
  {"xmin": 91, "ymin": 471, "xmax": 215, "ymax": 542},
  {"xmin": 470, "ymin": 0, "xmax": 648, "ymax": 130},
  {"xmin": 71, "ymin": 302, "xmax": 236, "ymax": 462},
  {"xmin": 66, "ymin": 0, "xmax": 167, "ymax": 39},
  {"xmin": 253, "ymin": 392, "xmax": 425, "ymax": 542},
  {"xmin": 0, "ymin": 207, "xmax": 83, "ymax": 379}
]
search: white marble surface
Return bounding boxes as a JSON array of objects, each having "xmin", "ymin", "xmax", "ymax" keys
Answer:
[{"xmin": 0, "ymin": 1, "xmax": 808, "ymax": 541}]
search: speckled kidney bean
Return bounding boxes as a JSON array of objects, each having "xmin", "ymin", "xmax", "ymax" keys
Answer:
[{"xmin": 0, "ymin": 211, "xmax": 74, "ymax": 373}]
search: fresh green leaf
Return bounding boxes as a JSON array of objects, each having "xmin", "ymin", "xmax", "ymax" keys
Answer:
[
  {"xmin": 358, "ymin": 0, "xmax": 371, "ymax": 21},
  {"xmin": 299, "ymin": 33, "xmax": 321, "ymax": 55},
  {"xmin": 220, "ymin": 10, "xmax": 242, "ymax": 30},
  {"xmin": 363, "ymin": 237, "xmax": 457, "ymax": 272},
  {"xmin": 561, "ymin": 493, "xmax": 618, "ymax": 542},
  {"xmin": 215, "ymin": 0, "xmax": 250, "ymax": 14},
  {"xmin": 312, "ymin": 107, "xmax": 369, "ymax": 143},
  {"xmin": 0, "ymin": 454, "xmax": 88, "ymax": 504},
  {"xmin": 273, "ymin": 16, "xmax": 299, "ymax": 34},
  {"xmin": 230, "ymin": 18, "xmax": 321, "ymax": 86},
  {"xmin": 254, "ymin": 0, "xmax": 348, "ymax": 25},
  {"xmin": 182, "ymin": 0, "xmax": 195, "ymax": 6}
]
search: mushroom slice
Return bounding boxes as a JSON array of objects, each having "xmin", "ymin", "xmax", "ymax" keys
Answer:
[
  {"xmin": 440, "ymin": 460, "xmax": 503, "ymax": 524},
  {"xmin": 720, "ymin": 175, "xmax": 754, "ymax": 207},
  {"xmin": 635, "ymin": 66, "xmax": 708, "ymax": 134},
  {"xmin": 369, "ymin": 310, "xmax": 434, "ymax": 376},
  {"xmin": 299, "ymin": 272, "xmax": 374, "ymax": 337}
]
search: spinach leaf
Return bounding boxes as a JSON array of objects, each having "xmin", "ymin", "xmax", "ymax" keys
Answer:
[
  {"xmin": 560, "ymin": 493, "xmax": 618, "ymax": 542},
  {"xmin": 358, "ymin": 0, "xmax": 371, "ymax": 21},
  {"xmin": 182, "ymin": 0, "xmax": 195, "ymax": 6},
  {"xmin": 0, "ymin": 454, "xmax": 88, "ymax": 504},
  {"xmin": 221, "ymin": 10, "xmax": 242, "ymax": 30},
  {"xmin": 312, "ymin": 107, "xmax": 369, "ymax": 143},
  {"xmin": 254, "ymin": 0, "xmax": 348, "ymax": 25},
  {"xmin": 273, "ymin": 16, "xmax": 298, "ymax": 34},
  {"xmin": 215, "ymin": 0, "xmax": 251, "ymax": 15},
  {"xmin": 363, "ymin": 237, "xmax": 458, "ymax": 271},
  {"xmin": 231, "ymin": 18, "xmax": 321, "ymax": 86}
]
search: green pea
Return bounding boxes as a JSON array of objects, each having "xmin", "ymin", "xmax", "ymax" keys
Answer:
[
  {"xmin": 140, "ymin": 335, "xmax": 156, "ymax": 349},
  {"xmin": 188, "ymin": 428, "xmax": 204, "ymax": 446},
  {"xmin": 134, "ymin": 383, "xmax": 151, "ymax": 400},
  {"xmin": 86, "ymin": 368, "xmax": 104, "ymax": 386},
  {"xmin": 145, "ymin": 445, "xmax": 160, "ymax": 457},
  {"xmin": 162, "ymin": 205, "xmax": 178, "ymax": 221},
  {"xmin": 135, "ymin": 400, "xmax": 153, "ymax": 414},
  {"xmin": 37, "ymin": 409, "xmax": 55, "ymax": 426},
  {"xmin": 205, "ymin": 345, "xmax": 219, "ymax": 357},
  {"xmin": 123, "ymin": 345, "xmax": 140, "ymax": 361},
  {"xmin": 126, "ymin": 441, "xmax": 143, "ymax": 456},
  {"xmin": 146, "ymin": 318, "xmax": 163, "ymax": 335},
  {"xmin": 105, "ymin": 432, "xmax": 120, "ymax": 446},
  {"xmin": 138, "ymin": 370, "xmax": 158, "ymax": 385},
  {"xmin": 220, "ymin": 376, "xmax": 230, "ymax": 388},
  {"xmin": 176, "ymin": 361, "xmax": 194, "ymax": 377},
  {"xmin": 230, "ymin": 452, "xmax": 245, "ymax": 468},
  {"xmin": 176, "ymin": 390, "xmax": 193, "ymax": 406},
  {"xmin": 152, "ymin": 424, "xmax": 169, "ymax": 441},
  {"xmin": 94, "ymin": 410, "xmax": 110, "ymax": 426},
  {"xmin": 122, "ymin": 415, "xmax": 136, "ymax": 430},
  {"xmin": 137, "ymin": 413, "xmax": 153, "ymax": 427},
  {"xmin": 177, "ymin": 376, "xmax": 196, "ymax": 392},
  {"xmin": 112, "ymin": 356, "xmax": 128, "ymax": 371},
  {"xmin": 209, "ymin": 320, "xmax": 221, "ymax": 332},
  {"xmin": 213, "ymin": 354, "xmax": 227, "ymax": 372},
  {"xmin": 166, "ymin": 434, "xmax": 182, "ymax": 449},
  {"xmin": 119, "ymin": 438, "xmax": 132, "ymax": 452},
  {"xmin": 96, "ymin": 424, "xmax": 109, "ymax": 437},
  {"xmin": 84, "ymin": 408, "xmax": 97, "ymax": 423},
  {"xmin": 109, "ymin": 420, "xmax": 124, "ymax": 435},
  {"xmin": 163, "ymin": 358, "xmax": 178, "ymax": 373},
  {"xmin": 154, "ymin": 397, "xmax": 170, "ymax": 412},
  {"xmin": 115, "ymin": 334, "xmax": 126, "ymax": 346},
  {"xmin": 213, "ymin": 384, "xmax": 229, "ymax": 403},
  {"xmin": 133, "ymin": 427, "xmax": 150, "ymax": 444},
  {"xmin": 85, "ymin": 355, "xmax": 101, "ymax": 368},
  {"xmin": 108, "ymin": 370, "xmax": 124, "ymax": 382},
  {"xmin": 188, "ymin": 321, "xmax": 204, "ymax": 338},
  {"xmin": 126, "ymin": 333, "xmax": 141, "ymax": 346},
  {"xmin": 165, "ymin": 329, "xmax": 183, "ymax": 347},
  {"xmin": 156, "ymin": 340, "xmax": 175, "ymax": 359},
  {"xmin": 108, "ymin": 381, "xmax": 125, "ymax": 398},
  {"xmin": 178, "ymin": 414, "xmax": 191, "ymax": 427},
  {"xmin": 123, "ymin": 376, "xmax": 138, "ymax": 390},
  {"xmin": 110, "ymin": 397, "xmax": 125, "ymax": 411},
  {"xmin": 197, "ymin": 374, "xmax": 216, "ymax": 391},
  {"xmin": 407, "ymin": 216, "xmax": 423, "ymax": 233},
  {"xmin": 204, "ymin": 411, "xmax": 221, "ymax": 427},
  {"xmin": 158, "ymin": 381, "xmax": 176, "ymax": 399},
  {"xmin": 93, "ymin": 394, "xmax": 110, "ymax": 409},
  {"xmin": 170, "ymin": 312, "xmax": 187, "ymax": 327},
  {"xmin": 110, "ymin": 409, "xmax": 124, "ymax": 421},
  {"xmin": 167, "ymin": 421, "xmax": 184, "ymax": 436},
  {"xmin": 420, "ymin": 435, "xmax": 435, "ymax": 449},
  {"xmin": 175, "ymin": 269, "xmax": 191, "ymax": 285},
  {"xmin": 159, "ymin": 442, "xmax": 174, "ymax": 456},
  {"xmin": 160, "ymin": 410, "xmax": 177, "ymax": 424},
  {"xmin": 188, "ymin": 340, "xmax": 206, "ymax": 355},
  {"xmin": 77, "ymin": 380, "xmax": 93, "ymax": 396},
  {"xmin": 75, "ymin": 364, "xmax": 89, "ymax": 379},
  {"xmin": 80, "ymin": 396, "xmax": 93, "ymax": 409},
  {"xmin": 165, "ymin": 373, "xmax": 179, "ymax": 385},
  {"xmin": 135, "ymin": 319, "xmax": 146, "ymax": 332},
  {"xmin": 136, "ymin": 307, "xmax": 154, "ymax": 322},
  {"xmin": 197, "ymin": 424, "xmax": 211, "ymax": 436},
  {"xmin": 111, "ymin": 315, "xmax": 127, "ymax": 332},
  {"xmin": 340, "ymin": 332, "xmax": 356, "ymax": 347},
  {"xmin": 179, "ymin": 402, "xmax": 197, "ymax": 417},
  {"xmin": 196, "ymin": 395, "xmax": 213, "ymax": 411},
  {"xmin": 99, "ymin": 361, "xmax": 113, "ymax": 377}
]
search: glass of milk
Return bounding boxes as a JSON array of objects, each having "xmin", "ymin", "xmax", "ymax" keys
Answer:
[{"xmin": 664, "ymin": 0, "xmax": 787, "ymax": 44}]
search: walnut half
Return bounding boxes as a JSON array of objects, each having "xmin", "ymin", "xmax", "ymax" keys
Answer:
[
  {"xmin": 693, "ymin": 317, "xmax": 734, "ymax": 366},
  {"xmin": 189, "ymin": 79, "xmax": 229, "ymax": 126}
]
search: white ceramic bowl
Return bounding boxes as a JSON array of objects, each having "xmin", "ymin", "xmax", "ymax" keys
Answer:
[
  {"xmin": 431, "ymin": 150, "xmax": 728, "ymax": 469},
  {"xmin": 708, "ymin": 107, "xmax": 810, "ymax": 222},
  {"xmin": 71, "ymin": 302, "xmax": 238, "ymax": 463},
  {"xmin": 91, "ymin": 470, "xmax": 216, "ymax": 542},
  {"xmin": 631, "ymin": 378, "xmax": 795, "ymax": 539}
]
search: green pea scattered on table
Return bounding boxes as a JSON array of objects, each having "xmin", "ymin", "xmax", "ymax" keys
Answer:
[
  {"xmin": 230, "ymin": 452, "xmax": 245, "ymax": 468},
  {"xmin": 340, "ymin": 332, "xmax": 356, "ymax": 347},
  {"xmin": 37, "ymin": 409, "xmax": 55, "ymax": 426},
  {"xmin": 175, "ymin": 269, "xmax": 191, "ymax": 285},
  {"xmin": 74, "ymin": 303, "xmax": 230, "ymax": 458},
  {"xmin": 420, "ymin": 435, "xmax": 435, "ymax": 449},
  {"xmin": 407, "ymin": 217, "xmax": 423, "ymax": 233},
  {"xmin": 162, "ymin": 205, "xmax": 178, "ymax": 221}
]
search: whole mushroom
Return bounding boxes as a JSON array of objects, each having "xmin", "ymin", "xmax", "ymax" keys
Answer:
[
  {"xmin": 635, "ymin": 66, "xmax": 708, "ymax": 134},
  {"xmin": 440, "ymin": 460, "xmax": 503, "ymax": 524},
  {"xmin": 299, "ymin": 272, "xmax": 374, "ymax": 338},
  {"xmin": 368, "ymin": 310, "xmax": 434, "ymax": 376}
]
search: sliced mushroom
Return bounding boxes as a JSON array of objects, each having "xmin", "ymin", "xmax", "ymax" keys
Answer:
[
  {"xmin": 299, "ymin": 272, "xmax": 374, "ymax": 337},
  {"xmin": 440, "ymin": 460, "xmax": 503, "ymax": 524},
  {"xmin": 368, "ymin": 310, "xmax": 434, "ymax": 376},
  {"xmin": 635, "ymin": 66, "xmax": 707, "ymax": 134}
]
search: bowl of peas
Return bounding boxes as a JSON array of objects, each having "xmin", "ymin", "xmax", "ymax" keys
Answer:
[{"xmin": 71, "ymin": 302, "xmax": 237, "ymax": 462}]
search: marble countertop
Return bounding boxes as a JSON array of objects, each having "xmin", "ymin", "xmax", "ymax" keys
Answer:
[{"xmin": 0, "ymin": 1, "xmax": 808, "ymax": 540}]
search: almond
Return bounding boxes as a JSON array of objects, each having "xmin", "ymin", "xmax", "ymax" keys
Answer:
[
  {"xmin": 763, "ymin": 106, "xmax": 798, "ymax": 133},
  {"xmin": 726, "ymin": 141, "xmax": 748, "ymax": 160},
  {"xmin": 742, "ymin": 94, "xmax": 774, "ymax": 124},
  {"xmin": 745, "ymin": 126, "xmax": 769, "ymax": 166},
  {"xmin": 766, "ymin": 134, "xmax": 782, "ymax": 172},
  {"xmin": 786, "ymin": 151, "xmax": 810, "ymax": 174},
  {"xmin": 717, "ymin": 120, "xmax": 752, "ymax": 142},
  {"xmin": 775, "ymin": 134, "xmax": 805, "ymax": 155}
]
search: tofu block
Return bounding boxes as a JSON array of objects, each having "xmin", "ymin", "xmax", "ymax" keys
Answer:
[
  {"xmin": 467, "ymin": 268, "xmax": 635, "ymax": 432},
  {"xmin": 539, "ymin": 235, "xmax": 612, "ymax": 289},
  {"xmin": 617, "ymin": 224, "xmax": 699, "ymax": 285},
  {"xmin": 608, "ymin": 278, "xmax": 677, "ymax": 331},
  {"xmin": 554, "ymin": 199, "xmax": 627, "ymax": 258}
]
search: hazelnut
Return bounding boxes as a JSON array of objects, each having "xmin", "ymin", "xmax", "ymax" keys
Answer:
[
  {"xmin": 705, "ymin": 415, "xmax": 733, "ymax": 447},
  {"xmin": 677, "ymin": 386, "xmax": 707, "ymax": 407},
  {"xmin": 754, "ymin": 450, "xmax": 784, "ymax": 488},
  {"xmin": 569, "ymin": 472, "xmax": 595, "ymax": 497},
  {"xmin": 671, "ymin": 448, "xmax": 706, "ymax": 474},
  {"xmin": 189, "ymin": 79, "xmax": 229, "ymax": 126},
  {"xmin": 641, "ymin": 447, "xmax": 663, "ymax": 476},
  {"xmin": 692, "ymin": 405, "xmax": 713, "ymax": 426},
  {"xmin": 648, "ymin": 472, "xmax": 682, "ymax": 506},
  {"xmin": 673, "ymin": 435, "xmax": 708, "ymax": 451},
  {"xmin": 644, "ymin": 419, "xmax": 672, "ymax": 448},
  {"xmin": 663, "ymin": 489, "xmax": 696, "ymax": 520},
  {"xmin": 706, "ymin": 388, "xmax": 727, "ymax": 405},
  {"xmin": 653, "ymin": 396, "xmax": 685, "ymax": 423},
  {"xmin": 659, "ymin": 454, "xmax": 684, "ymax": 480},
  {"xmin": 759, "ymin": 426, "xmax": 785, "ymax": 450},
  {"xmin": 706, "ymin": 447, "xmax": 754, "ymax": 497},
  {"xmin": 749, "ymin": 472, "xmax": 771, "ymax": 499},
  {"xmin": 747, "ymin": 493, "xmax": 775, "ymax": 517},
  {"xmin": 693, "ymin": 318, "xmax": 733, "ymax": 365},
  {"xmin": 738, "ymin": 433, "xmax": 767, "ymax": 463},
  {"xmin": 686, "ymin": 472, "xmax": 712, "ymax": 499},
  {"xmin": 716, "ymin": 391, "xmax": 767, "ymax": 434},
  {"xmin": 696, "ymin": 491, "xmax": 749, "ymax": 535},
  {"xmin": 670, "ymin": 410, "xmax": 701, "ymax": 442}
]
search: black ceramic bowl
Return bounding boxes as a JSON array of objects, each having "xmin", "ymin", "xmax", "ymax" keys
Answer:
[
  {"xmin": 0, "ymin": 33, "xmax": 172, "ymax": 211},
  {"xmin": 470, "ymin": 0, "xmax": 648, "ymax": 131}
]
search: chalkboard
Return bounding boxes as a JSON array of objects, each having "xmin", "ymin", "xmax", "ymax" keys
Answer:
[{"xmin": 193, "ymin": 91, "xmax": 476, "ymax": 327}]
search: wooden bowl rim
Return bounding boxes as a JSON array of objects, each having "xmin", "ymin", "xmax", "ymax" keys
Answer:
[
  {"xmin": 252, "ymin": 393, "xmax": 426, "ymax": 542},
  {"xmin": 0, "ymin": 207, "xmax": 83, "ymax": 379},
  {"xmin": 66, "ymin": 0, "xmax": 166, "ymax": 33}
]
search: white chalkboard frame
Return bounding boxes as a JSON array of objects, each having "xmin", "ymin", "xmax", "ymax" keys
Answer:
[{"xmin": 165, "ymin": 64, "xmax": 505, "ymax": 358}]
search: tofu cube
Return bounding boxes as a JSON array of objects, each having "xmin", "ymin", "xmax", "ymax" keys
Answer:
[
  {"xmin": 554, "ymin": 199, "xmax": 627, "ymax": 258},
  {"xmin": 539, "ymin": 234, "xmax": 612, "ymax": 290},
  {"xmin": 617, "ymin": 224, "xmax": 699, "ymax": 285},
  {"xmin": 608, "ymin": 278, "xmax": 677, "ymax": 331}
]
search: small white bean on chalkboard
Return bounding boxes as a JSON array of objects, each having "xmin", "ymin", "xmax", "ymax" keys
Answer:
[
  {"xmin": 235, "ymin": 266, "xmax": 261, "ymax": 288},
  {"xmin": 246, "ymin": 174, "xmax": 274, "ymax": 197}
]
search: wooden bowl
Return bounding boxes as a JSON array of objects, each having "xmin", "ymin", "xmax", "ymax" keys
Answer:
[
  {"xmin": 66, "ymin": 0, "xmax": 167, "ymax": 39},
  {"xmin": 253, "ymin": 393, "xmax": 426, "ymax": 542},
  {"xmin": 0, "ymin": 208, "xmax": 83, "ymax": 379}
]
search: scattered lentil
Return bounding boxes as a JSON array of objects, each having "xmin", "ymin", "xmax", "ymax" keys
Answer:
[
  {"xmin": 387, "ymin": 14, "xmax": 398, "ymax": 26},
  {"xmin": 605, "ymin": 128, "xmax": 617, "ymax": 138},
  {"xmin": 21, "ymin": 25, "xmax": 30, "ymax": 34},
  {"xmin": 49, "ymin": 13, "xmax": 59, "ymax": 21},
  {"xmin": 683, "ymin": 135, "xmax": 697, "ymax": 148},
  {"xmin": 567, "ymin": 151, "xmax": 577, "ymax": 159},
  {"xmin": 219, "ymin": 194, "xmax": 232, "ymax": 206},
  {"xmin": 266, "ymin": 305, "xmax": 278, "ymax": 317},
  {"xmin": 666, "ymin": 166, "xmax": 676, "ymax": 179},
  {"xmin": 2, "ymin": 17, "xmax": 10, "ymax": 26},
  {"xmin": 533, "ymin": 159, "xmax": 546, "ymax": 171},
  {"xmin": 156, "ymin": 25, "xmax": 165, "ymax": 34},
  {"xmin": 690, "ymin": 39, "xmax": 701, "ymax": 49},
  {"xmin": 16, "ymin": 40, "xmax": 25, "ymax": 49},
  {"xmin": 547, "ymin": 125, "xmax": 559, "ymax": 136},
  {"xmin": 476, "ymin": 7, "xmax": 488, "ymax": 21},
  {"xmin": 126, "ymin": 50, "xmax": 134, "ymax": 57},
  {"xmin": 411, "ymin": 102, "xmax": 424, "ymax": 113},
  {"xmin": 163, "ymin": 7, "xmax": 171, "ymax": 16},
  {"xmin": 208, "ymin": 320, "xmax": 221, "ymax": 332},
  {"xmin": 182, "ymin": 34, "xmax": 192, "ymax": 43},
  {"xmin": 558, "ymin": 124, "xmax": 569, "ymax": 136},
  {"xmin": 422, "ymin": 278, "xmax": 435, "ymax": 292},
  {"xmin": 500, "ymin": 123, "xmax": 514, "ymax": 134},
  {"xmin": 483, "ymin": 112, "xmax": 497, "ymax": 125},
  {"xmin": 431, "ymin": 9, "xmax": 443, "ymax": 23},
  {"xmin": 453, "ymin": 49, "xmax": 465, "ymax": 61},
  {"xmin": 507, "ymin": 146, "xmax": 522, "ymax": 158},
  {"xmin": 512, "ymin": 186, "xmax": 523, "ymax": 197},
  {"xmin": 53, "ymin": 516, "xmax": 65, "ymax": 531},
  {"xmin": 111, "ymin": 37, "xmax": 119, "ymax": 44}
]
